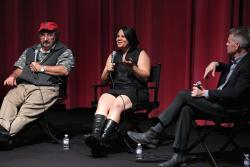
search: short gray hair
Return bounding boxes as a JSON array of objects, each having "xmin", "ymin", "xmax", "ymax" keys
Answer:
[{"xmin": 229, "ymin": 27, "xmax": 250, "ymax": 49}]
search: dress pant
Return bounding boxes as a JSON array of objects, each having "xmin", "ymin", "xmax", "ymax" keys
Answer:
[
  {"xmin": 158, "ymin": 90, "xmax": 225, "ymax": 151},
  {"xmin": 0, "ymin": 84, "xmax": 59, "ymax": 136}
]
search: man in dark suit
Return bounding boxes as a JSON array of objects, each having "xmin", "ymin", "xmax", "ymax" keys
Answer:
[{"xmin": 127, "ymin": 26, "xmax": 250, "ymax": 167}]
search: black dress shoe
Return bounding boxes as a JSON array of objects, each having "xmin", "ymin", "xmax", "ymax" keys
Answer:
[
  {"xmin": 0, "ymin": 128, "xmax": 10, "ymax": 142},
  {"xmin": 0, "ymin": 126, "xmax": 8, "ymax": 133},
  {"xmin": 0, "ymin": 128, "xmax": 12, "ymax": 150},
  {"xmin": 158, "ymin": 153, "xmax": 188, "ymax": 167},
  {"xmin": 127, "ymin": 128, "xmax": 159, "ymax": 148}
]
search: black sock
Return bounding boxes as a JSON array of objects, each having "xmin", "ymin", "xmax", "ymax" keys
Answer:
[
  {"xmin": 174, "ymin": 148, "xmax": 187, "ymax": 156},
  {"xmin": 152, "ymin": 123, "xmax": 164, "ymax": 133}
]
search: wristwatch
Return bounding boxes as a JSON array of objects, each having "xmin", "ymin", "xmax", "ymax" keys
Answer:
[{"xmin": 40, "ymin": 65, "xmax": 45, "ymax": 73}]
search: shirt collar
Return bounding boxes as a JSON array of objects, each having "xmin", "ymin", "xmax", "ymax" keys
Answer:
[
  {"xmin": 40, "ymin": 44, "xmax": 56, "ymax": 54},
  {"xmin": 232, "ymin": 52, "xmax": 248, "ymax": 64}
]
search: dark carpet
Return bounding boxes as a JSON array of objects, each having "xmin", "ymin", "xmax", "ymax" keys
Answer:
[{"xmin": 0, "ymin": 107, "xmax": 249, "ymax": 167}]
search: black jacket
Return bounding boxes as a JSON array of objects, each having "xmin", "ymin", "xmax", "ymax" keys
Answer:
[{"xmin": 209, "ymin": 53, "xmax": 250, "ymax": 109}]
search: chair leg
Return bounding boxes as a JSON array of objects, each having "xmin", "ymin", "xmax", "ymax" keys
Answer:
[
  {"xmin": 202, "ymin": 140, "xmax": 218, "ymax": 167},
  {"xmin": 102, "ymin": 119, "xmax": 134, "ymax": 153},
  {"xmin": 115, "ymin": 127, "xmax": 134, "ymax": 153},
  {"xmin": 38, "ymin": 115, "xmax": 60, "ymax": 144},
  {"xmin": 219, "ymin": 132, "xmax": 240, "ymax": 152},
  {"xmin": 218, "ymin": 124, "xmax": 243, "ymax": 155},
  {"xmin": 188, "ymin": 121, "xmax": 219, "ymax": 167},
  {"xmin": 188, "ymin": 124, "xmax": 217, "ymax": 152}
]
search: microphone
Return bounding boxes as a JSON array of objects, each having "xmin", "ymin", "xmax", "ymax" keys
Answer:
[
  {"xmin": 34, "ymin": 49, "xmax": 39, "ymax": 62},
  {"xmin": 111, "ymin": 51, "xmax": 116, "ymax": 63},
  {"xmin": 194, "ymin": 81, "xmax": 202, "ymax": 90},
  {"xmin": 110, "ymin": 51, "xmax": 117, "ymax": 88},
  {"xmin": 33, "ymin": 49, "xmax": 39, "ymax": 80}
]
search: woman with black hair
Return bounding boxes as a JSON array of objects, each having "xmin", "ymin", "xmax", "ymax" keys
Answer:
[{"xmin": 85, "ymin": 26, "xmax": 151, "ymax": 157}]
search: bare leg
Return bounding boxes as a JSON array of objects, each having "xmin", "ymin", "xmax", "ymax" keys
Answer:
[
  {"xmin": 95, "ymin": 93, "xmax": 116, "ymax": 116},
  {"xmin": 107, "ymin": 95, "xmax": 132, "ymax": 123}
]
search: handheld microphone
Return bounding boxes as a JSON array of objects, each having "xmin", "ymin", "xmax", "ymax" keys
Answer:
[
  {"xmin": 34, "ymin": 49, "xmax": 39, "ymax": 62},
  {"xmin": 111, "ymin": 51, "xmax": 116, "ymax": 63},
  {"xmin": 110, "ymin": 51, "xmax": 117, "ymax": 88},
  {"xmin": 33, "ymin": 49, "xmax": 40, "ymax": 80},
  {"xmin": 194, "ymin": 81, "xmax": 202, "ymax": 90}
]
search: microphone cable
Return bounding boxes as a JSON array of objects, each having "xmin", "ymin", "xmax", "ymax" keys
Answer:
[
  {"xmin": 109, "ymin": 51, "xmax": 126, "ymax": 117},
  {"xmin": 37, "ymin": 85, "xmax": 61, "ymax": 144},
  {"xmin": 32, "ymin": 49, "xmax": 61, "ymax": 143},
  {"xmin": 110, "ymin": 51, "xmax": 126, "ymax": 111}
]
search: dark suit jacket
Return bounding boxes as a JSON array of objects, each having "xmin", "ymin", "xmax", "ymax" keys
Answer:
[{"xmin": 208, "ymin": 52, "xmax": 250, "ymax": 109}]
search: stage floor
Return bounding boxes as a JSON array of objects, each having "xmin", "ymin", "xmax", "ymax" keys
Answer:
[{"xmin": 0, "ymin": 107, "xmax": 249, "ymax": 167}]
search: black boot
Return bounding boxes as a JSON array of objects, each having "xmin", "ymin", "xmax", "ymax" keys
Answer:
[
  {"xmin": 127, "ymin": 127, "xmax": 160, "ymax": 148},
  {"xmin": 90, "ymin": 119, "xmax": 118, "ymax": 157},
  {"xmin": 85, "ymin": 114, "xmax": 106, "ymax": 155},
  {"xmin": 101, "ymin": 119, "xmax": 119, "ymax": 145}
]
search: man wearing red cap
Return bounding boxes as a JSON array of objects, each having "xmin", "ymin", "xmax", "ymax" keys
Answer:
[{"xmin": 0, "ymin": 21, "xmax": 75, "ymax": 146}]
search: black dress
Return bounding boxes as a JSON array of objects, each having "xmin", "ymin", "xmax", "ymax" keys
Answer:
[{"xmin": 108, "ymin": 48, "xmax": 149, "ymax": 109}]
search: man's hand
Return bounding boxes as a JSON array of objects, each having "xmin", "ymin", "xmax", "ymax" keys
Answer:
[
  {"xmin": 30, "ymin": 62, "xmax": 42, "ymax": 72},
  {"xmin": 191, "ymin": 82, "xmax": 206, "ymax": 97},
  {"xmin": 203, "ymin": 61, "xmax": 218, "ymax": 79},
  {"xmin": 191, "ymin": 86, "xmax": 205, "ymax": 97},
  {"xmin": 4, "ymin": 75, "xmax": 17, "ymax": 86}
]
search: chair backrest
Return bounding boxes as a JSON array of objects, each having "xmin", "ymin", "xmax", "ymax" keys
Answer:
[
  {"xmin": 124, "ymin": 64, "xmax": 161, "ymax": 134},
  {"xmin": 134, "ymin": 64, "xmax": 161, "ymax": 114},
  {"xmin": 148, "ymin": 64, "xmax": 161, "ymax": 83},
  {"xmin": 147, "ymin": 63, "xmax": 161, "ymax": 105}
]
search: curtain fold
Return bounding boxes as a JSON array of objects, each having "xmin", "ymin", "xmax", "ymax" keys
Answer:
[{"xmin": 0, "ymin": 0, "xmax": 249, "ymax": 117}]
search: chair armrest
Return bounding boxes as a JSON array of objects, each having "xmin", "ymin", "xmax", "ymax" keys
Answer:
[
  {"xmin": 92, "ymin": 83, "xmax": 111, "ymax": 108},
  {"xmin": 134, "ymin": 85, "xmax": 159, "ymax": 115},
  {"xmin": 136, "ymin": 85, "xmax": 159, "ymax": 103}
]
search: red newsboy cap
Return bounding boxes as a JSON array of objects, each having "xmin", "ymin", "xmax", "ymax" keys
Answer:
[{"xmin": 38, "ymin": 21, "xmax": 58, "ymax": 32}]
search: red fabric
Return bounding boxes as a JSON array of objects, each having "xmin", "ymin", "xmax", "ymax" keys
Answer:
[
  {"xmin": 0, "ymin": 0, "xmax": 250, "ymax": 121},
  {"xmin": 38, "ymin": 21, "xmax": 58, "ymax": 32}
]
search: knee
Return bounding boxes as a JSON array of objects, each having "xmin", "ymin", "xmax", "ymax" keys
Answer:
[
  {"xmin": 110, "ymin": 101, "xmax": 124, "ymax": 112},
  {"xmin": 176, "ymin": 90, "xmax": 190, "ymax": 100},
  {"xmin": 180, "ymin": 106, "xmax": 193, "ymax": 117},
  {"xmin": 3, "ymin": 94, "xmax": 15, "ymax": 104},
  {"xmin": 177, "ymin": 90, "xmax": 189, "ymax": 97}
]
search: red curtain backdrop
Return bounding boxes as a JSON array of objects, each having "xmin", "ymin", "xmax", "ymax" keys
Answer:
[{"xmin": 0, "ymin": 0, "xmax": 250, "ymax": 117}]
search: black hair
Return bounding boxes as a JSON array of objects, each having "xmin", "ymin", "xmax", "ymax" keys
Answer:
[{"xmin": 117, "ymin": 26, "xmax": 140, "ymax": 49}]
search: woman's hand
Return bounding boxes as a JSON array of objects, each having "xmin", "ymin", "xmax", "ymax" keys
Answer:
[
  {"xmin": 123, "ymin": 57, "xmax": 135, "ymax": 69},
  {"xmin": 106, "ymin": 62, "xmax": 115, "ymax": 72}
]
